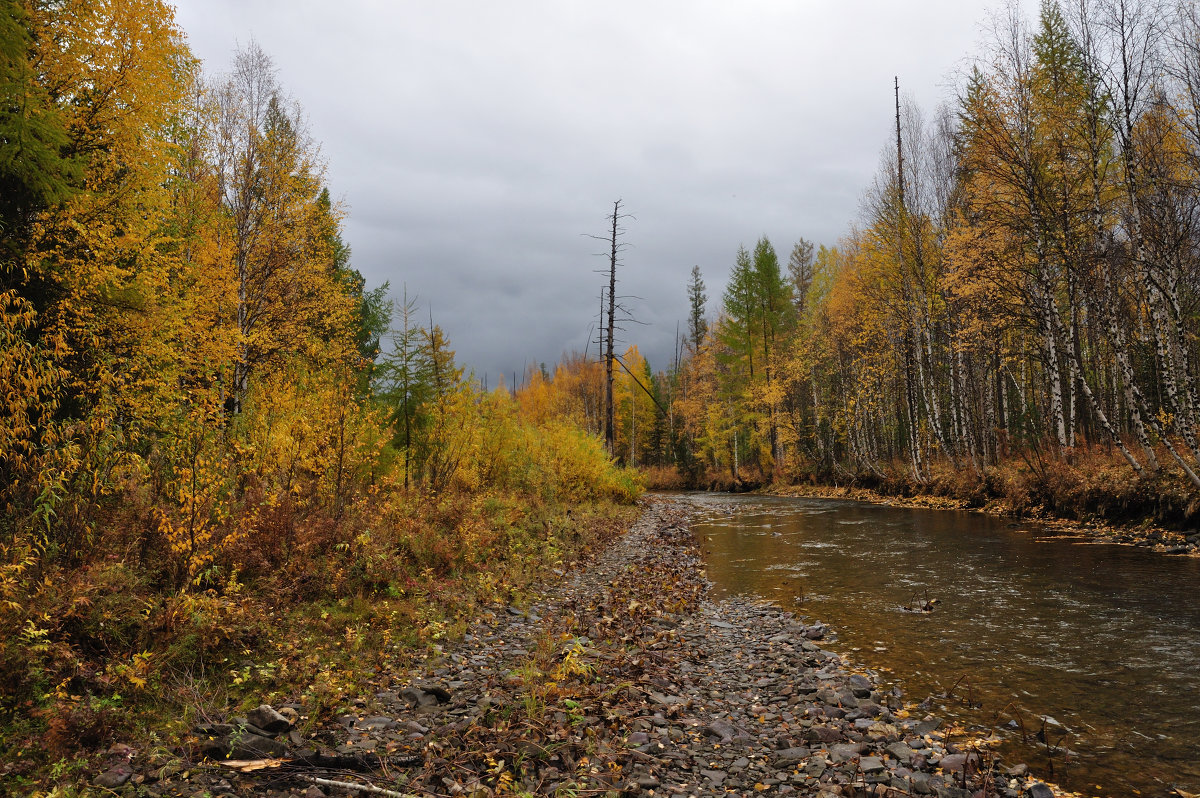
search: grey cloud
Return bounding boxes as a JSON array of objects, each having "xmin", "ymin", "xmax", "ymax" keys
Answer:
[{"xmin": 174, "ymin": 0, "xmax": 1034, "ymax": 381}]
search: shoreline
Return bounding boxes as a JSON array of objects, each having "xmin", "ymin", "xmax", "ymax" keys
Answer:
[
  {"xmin": 126, "ymin": 497, "xmax": 1068, "ymax": 797},
  {"xmin": 764, "ymin": 483, "xmax": 1200, "ymax": 557}
]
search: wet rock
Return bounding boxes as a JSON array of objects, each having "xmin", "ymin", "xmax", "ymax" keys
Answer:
[
  {"xmin": 400, "ymin": 686, "xmax": 440, "ymax": 710},
  {"xmin": 94, "ymin": 765, "xmax": 133, "ymax": 788},
  {"xmin": 936, "ymin": 787, "xmax": 972, "ymax": 798},
  {"xmin": 807, "ymin": 725, "xmax": 844, "ymax": 744},
  {"xmin": 859, "ymin": 755, "xmax": 885, "ymax": 773},
  {"xmin": 226, "ymin": 733, "xmax": 288, "ymax": 759},
  {"xmin": 705, "ymin": 718, "xmax": 742, "ymax": 742},
  {"xmin": 773, "ymin": 747, "xmax": 811, "ymax": 767},
  {"xmin": 805, "ymin": 623, "xmax": 828, "ymax": 639},
  {"xmin": 246, "ymin": 704, "xmax": 292, "ymax": 735},
  {"xmin": 886, "ymin": 741, "xmax": 914, "ymax": 762},
  {"xmin": 1025, "ymin": 784, "xmax": 1054, "ymax": 798},
  {"xmin": 830, "ymin": 743, "xmax": 864, "ymax": 763}
]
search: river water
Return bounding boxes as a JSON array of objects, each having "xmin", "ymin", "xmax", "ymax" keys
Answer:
[{"xmin": 687, "ymin": 492, "xmax": 1200, "ymax": 798}]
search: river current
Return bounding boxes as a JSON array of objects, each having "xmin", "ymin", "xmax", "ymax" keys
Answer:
[{"xmin": 688, "ymin": 492, "xmax": 1200, "ymax": 797}]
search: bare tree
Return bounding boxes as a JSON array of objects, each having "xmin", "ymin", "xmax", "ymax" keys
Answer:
[{"xmin": 587, "ymin": 200, "xmax": 635, "ymax": 457}]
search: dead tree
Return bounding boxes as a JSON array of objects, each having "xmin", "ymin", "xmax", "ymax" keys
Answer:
[{"xmin": 587, "ymin": 200, "xmax": 635, "ymax": 457}]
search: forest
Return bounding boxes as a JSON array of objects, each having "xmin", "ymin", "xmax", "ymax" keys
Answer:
[
  {"xmin": 577, "ymin": 0, "xmax": 1200, "ymax": 525},
  {"xmin": 5, "ymin": 0, "xmax": 1200, "ymax": 791},
  {"xmin": 0, "ymin": 0, "xmax": 639, "ymax": 786}
]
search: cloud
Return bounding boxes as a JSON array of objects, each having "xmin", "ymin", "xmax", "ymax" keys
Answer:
[{"xmin": 172, "ymin": 0, "xmax": 1032, "ymax": 380}]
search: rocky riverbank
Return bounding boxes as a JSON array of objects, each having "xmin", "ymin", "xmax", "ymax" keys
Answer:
[
  {"xmin": 771, "ymin": 483, "xmax": 1200, "ymax": 557},
  {"xmin": 100, "ymin": 497, "xmax": 1064, "ymax": 797}
]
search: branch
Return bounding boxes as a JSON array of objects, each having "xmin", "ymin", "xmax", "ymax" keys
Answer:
[{"xmin": 301, "ymin": 775, "xmax": 417, "ymax": 798}]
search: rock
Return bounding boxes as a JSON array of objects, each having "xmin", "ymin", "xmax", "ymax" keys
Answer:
[
  {"xmin": 939, "ymin": 753, "xmax": 968, "ymax": 773},
  {"xmin": 806, "ymin": 725, "xmax": 843, "ymax": 744},
  {"xmin": 401, "ymin": 686, "xmax": 440, "ymax": 709},
  {"xmin": 859, "ymin": 756, "xmax": 885, "ymax": 773},
  {"xmin": 94, "ymin": 765, "xmax": 133, "ymax": 788},
  {"xmin": 702, "ymin": 769, "xmax": 728, "ymax": 786},
  {"xmin": 830, "ymin": 743, "xmax": 864, "ymax": 763},
  {"xmin": 355, "ymin": 716, "xmax": 397, "ymax": 731},
  {"xmin": 805, "ymin": 623, "xmax": 827, "ymax": 640},
  {"xmin": 226, "ymin": 733, "xmax": 288, "ymax": 759},
  {"xmin": 246, "ymin": 704, "xmax": 292, "ymax": 735},
  {"xmin": 1025, "ymin": 784, "xmax": 1054, "ymax": 798},
  {"xmin": 887, "ymin": 741, "xmax": 914, "ymax": 762},
  {"xmin": 935, "ymin": 787, "xmax": 972, "ymax": 798},
  {"xmin": 636, "ymin": 774, "xmax": 661, "ymax": 788},
  {"xmin": 706, "ymin": 718, "xmax": 741, "ymax": 742},
  {"xmin": 772, "ymin": 747, "xmax": 811, "ymax": 767},
  {"xmin": 414, "ymin": 682, "xmax": 452, "ymax": 702}
]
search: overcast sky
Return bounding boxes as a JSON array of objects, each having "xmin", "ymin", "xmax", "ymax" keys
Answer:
[{"xmin": 171, "ymin": 0, "xmax": 1030, "ymax": 384}]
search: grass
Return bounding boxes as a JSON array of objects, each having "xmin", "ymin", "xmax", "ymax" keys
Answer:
[{"xmin": 0, "ymin": 490, "xmax": 639, "ymax": 794}]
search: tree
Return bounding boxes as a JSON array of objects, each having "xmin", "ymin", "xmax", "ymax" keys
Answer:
[
  {"xmin": 589, "ymin": 200, "xmax": 632, "ymax": 458},
  {"xmin": 376, "ymin": 287, "xmax": 431, "ymax": 489},
  {"xmin": 787, "ymin": 238, "xmax": 815, "ymax": 311},
  {"xmin": 686, "ymin": 265, "xmax": 707, "ymax": 356}
]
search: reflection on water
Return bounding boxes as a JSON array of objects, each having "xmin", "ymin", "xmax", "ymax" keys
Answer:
[{"xmin": 689, "ymin": 493, "xmax": 1200, "ymax": 798}]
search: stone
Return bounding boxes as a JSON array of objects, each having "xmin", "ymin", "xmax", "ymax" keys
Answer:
[
  {"xmin": 859, "ymin": 756, "xmax": 884, "ymax": 773},
  {"xmin": 246, "ymin": 705, "xmax": 292, "ymax": 735},
  {"xmin": 702, "ymin": 769, "xmax": 727, "ymax": 786},
  {"xmin": 706, "ymin": 718, "xmax": 740, "ymax": 742},
  {"xmin": 355, "ymin": 716, "xmax": 397, "ymax": 731},
  {"xmin": 94, "ymin": 766, "xmax": 133, "ymax": 788},
  {"xmin": 886, "ymin": 741, "xmax": 914, "ymax": 762},
  {"xmin": 401, "ymin": 687, "xmax": 440, "ymax": 709},
  {"xmin": 773, "ymin": 747, "xmax": 812, "ymax": 767},
  {"xmin": 830, "ymin": 743, "xmax": 864, "ymax": 763},
  {"xmin": 226, "ymin": 733, "xmax": 288, "ymax": 759},
  {"xmin": 1025, "ymin": 784, "xmax": 1054, "ymax": 798},
  {"xmin": 806, "ymin": 725, "xmax": 843, "ymax": 743},
  {"xmin": 935, "ymin": 787, "xmax": 972, "ymax": 798}
]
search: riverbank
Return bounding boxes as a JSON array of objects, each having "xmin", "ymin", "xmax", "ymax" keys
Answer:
[
  {"xmin": 111, "ymin": 498, "xmax": 1067, "ymax": 797},
  {"xmin": 768, "ymin": 480, "xmax": 1200, "ymax": 557}
]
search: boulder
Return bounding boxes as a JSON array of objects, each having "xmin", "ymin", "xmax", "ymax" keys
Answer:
[{"xmin": 246, "ymin": 704, "xmax": 292, "ymax": 735}]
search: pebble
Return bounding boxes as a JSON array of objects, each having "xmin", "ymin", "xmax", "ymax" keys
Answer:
[{"xmin": 153, "ymin": 497, "xmax": 1063, "ymax": 797}]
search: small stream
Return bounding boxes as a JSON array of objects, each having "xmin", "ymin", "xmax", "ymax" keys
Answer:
[{"xmin": 688, "ymin": 492, "xmax": 1200, "ymax": 798}]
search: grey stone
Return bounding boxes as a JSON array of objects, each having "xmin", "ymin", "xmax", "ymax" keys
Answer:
[
  {"xmin": 355, "ymin": 716, "xmax": 397, "ymax": 731},
  {"xmin": 93, "ymin": 766, "xmax": 133, "ymax": 788},
  {"xmin": 1026, "ymin": 784, "xmax": 1055, "ymax": 798},
  {"xmin": 226, "ymin": 733, "xmax": 288, "ymax": 759},
  {"xmin": 936, "ymin": 787, "xmax": 973, "ymax": 798},
  {"xmin": 830, "ymin": 743, "xmax": 863, "ymax": 763},
  {"xmin": 246, "ymin": 704, "xmax": 291, "ymax": 735},
  {"xmin": 859, "ymin": 756, "xmax": 884, "ymax": 773},
  {"xmin": 772, "ymin": 747, "xmax": 811, "ymax": 767}
]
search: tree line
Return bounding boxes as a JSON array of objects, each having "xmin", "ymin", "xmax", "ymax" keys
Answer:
[
  {"xmin": 550, "ymin": 0, "xmax": 1200, "ymax": 504},
  {"xmin": 0, "ymin": 0, "xmax": 636, "ymax": 596}
]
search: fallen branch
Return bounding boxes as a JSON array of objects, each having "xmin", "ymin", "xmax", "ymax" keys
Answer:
[{"xmin": 300, "ymin": 774, "xmax": 418, "ymax": 798}]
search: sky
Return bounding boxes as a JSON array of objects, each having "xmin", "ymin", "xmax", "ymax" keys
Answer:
[{"xmin": 170, "ymin": 0, "xmax": 1031, "ymax": 385}]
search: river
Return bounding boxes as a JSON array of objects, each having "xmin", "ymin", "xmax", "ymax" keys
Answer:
[{"xmin": 688, "ymin": 492, "xmax": 1200, "ymax": 798}]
